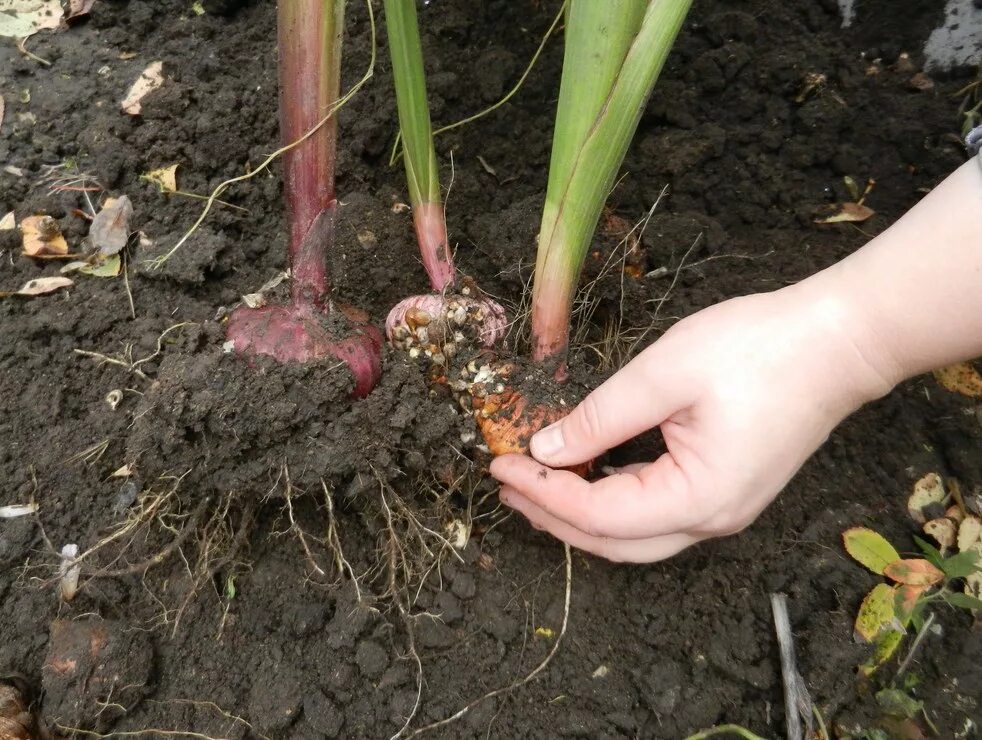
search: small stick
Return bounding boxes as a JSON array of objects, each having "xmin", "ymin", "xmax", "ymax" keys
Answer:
[
  {"xmin": 770, "ymin": 592, "xmax": 811, "ymax": 740},
  {"xmin": 897, "ymin": 611, "xmax": 935, "ymax": 679}
]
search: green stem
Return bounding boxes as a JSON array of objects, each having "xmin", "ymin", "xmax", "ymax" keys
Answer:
[
  {"xmin": 383, "ymin": 0, "xmax": 455, "ymax": 291},
  {"xmin": 531, "ymin": 0, "xmax": 692, "ymax": 367}
]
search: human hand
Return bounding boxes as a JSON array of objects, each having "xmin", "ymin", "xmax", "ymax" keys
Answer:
[{"xmin": 490, "ymin": 277, "xmax": 899, "ymax": 562}]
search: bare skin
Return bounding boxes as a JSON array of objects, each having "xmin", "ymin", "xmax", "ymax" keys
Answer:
[{"xmin": 491, "ymin": 158, "xmax": 982, "ymax": 562}]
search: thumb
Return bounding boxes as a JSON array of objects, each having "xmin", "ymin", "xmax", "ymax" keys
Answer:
[{"xmin": 529, "ymin": 347, "xmax": 692, "ymax": 468}]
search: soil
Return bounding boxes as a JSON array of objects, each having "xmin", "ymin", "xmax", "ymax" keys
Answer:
[{"xmin": 1, "ymin": 0, "xmax": 980, "ymax": 738}]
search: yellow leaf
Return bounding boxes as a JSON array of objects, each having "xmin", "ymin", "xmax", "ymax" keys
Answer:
[
  {"xmin": 854, "ymin": 583, "xmax": 896, "ymax": 642},
  {"xmin": 814, "ymin": 202, "xmax": 875, "ymax": 224},
  {"xmin": 21, "ymin": 215, "xmax": 68, "ymax": 257},
  {"xmin": 859, "ymin": 628, "xmax": 904, "ymax": 676},
  {"xmin": 933, "ymin": 362, "xmax": 982, "ymax": 398},
  {"xmin": 534, "ymin": 626, "xmax": 555, "ymax": 640},
  {"xmin": 143, "ymin": 164, "xmax": 179, "ymax": 193},
  {"xmin": 843, "ymin": 527, "xmax": 900, "ymax": 575}
]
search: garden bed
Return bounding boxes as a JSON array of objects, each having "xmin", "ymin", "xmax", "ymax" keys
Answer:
[{"xmin": 1, "ymin": 0, "xmax": 979, "ymax": 736}]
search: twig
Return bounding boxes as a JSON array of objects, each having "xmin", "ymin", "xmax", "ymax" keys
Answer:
[
  {"xmin": 896, "ymin": 611, "xmax": 935, "ymax": 679},
  {"xmin": 770, "ymin": 593, "xmax": 812, "ymax": 740},
  {"xmin": 407, "ymin": 543, "xmax": 573, "ymax": 737}
]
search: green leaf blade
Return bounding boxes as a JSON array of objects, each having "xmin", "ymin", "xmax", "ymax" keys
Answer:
[{"xmin": 843, "ymin": 527, "xmax": 901, "ymax": 575}]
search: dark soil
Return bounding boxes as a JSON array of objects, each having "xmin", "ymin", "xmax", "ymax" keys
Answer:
[{"xmin": 1, "ymin": 0, "xmax": 980, "ymax": 737}]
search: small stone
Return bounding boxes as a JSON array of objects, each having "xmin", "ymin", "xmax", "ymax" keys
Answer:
[
  {"xmin": 431, "ymin": 353, "xmax": 446, "ymax": 365},
  {"xmin": 355, "ymin": 640, "xmax": 389, "ymax": 681},
  {"xmin": 451, "ymin": 572, "xmax": 477, "ymax": 600}
]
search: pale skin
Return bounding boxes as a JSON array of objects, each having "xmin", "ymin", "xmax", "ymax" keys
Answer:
[{"xmin": 491, "ymin": 158, "xmax": 982, "ymax": 563}]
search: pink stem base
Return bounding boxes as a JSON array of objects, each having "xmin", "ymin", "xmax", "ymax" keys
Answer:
[{"xmin": 227, "ymin": 302, "xmax": 383, "ymax": 398}]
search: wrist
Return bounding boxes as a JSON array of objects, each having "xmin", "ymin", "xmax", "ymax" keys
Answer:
[{"xmin": 780, "ymin": 265, "xmax": 904, "ymax": 410}]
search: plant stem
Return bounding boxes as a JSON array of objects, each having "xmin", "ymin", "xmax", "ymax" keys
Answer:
[
  {"xmin": 279, "ymin": 0, "xmax": 345, "ymax": 309},
  {"xmin": 531, "ymin": 0, "xmax": 692, "ymax": 367},
  {"xmin": 384, "ymin": 0, "xmax": 455, "ymax": 291}
]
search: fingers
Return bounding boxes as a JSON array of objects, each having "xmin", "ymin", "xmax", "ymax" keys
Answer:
[
  {"xmin": 499, "ymin": 486, "xmax": 698, "ymax": 562},
  {"xmin": 489, "ymin": 452, "xmax": 704, "ymax": 540},
  {"xmin": 529, "ymin": 346, "xmax": 694, "ymax": 468}
]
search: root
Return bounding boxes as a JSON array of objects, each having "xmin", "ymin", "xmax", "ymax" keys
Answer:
[
  {"xmin": 74, "ymin": 323, "xmax": 195, "ymax": 382},
  {"xmin": 406, "ymin": 543, "xmax": 573, "ymax": 737},
  {"xmin": 323, "ymin": 480, "xmax": 363, "ymax": 602}
]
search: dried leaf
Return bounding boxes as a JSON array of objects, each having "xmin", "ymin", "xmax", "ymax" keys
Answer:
[
  {"xmin": 142, "ymin": 163, "xmax": 178, "ymax": 193},
  {"xmin": 241, "ymin": 292, "xmax": 265, "ymax": 309},
  {"xmin": 110, "ymin": 464, "xmax": 132, "ymax": 478},
  {"xmin": 923, "ymin": 518, "xmax": 956, "ymax": 551},
  {"xmin": 958, "ymin": 516, "xmax": 982, "ymax": 553},
  {"xmin": 58, "ymin": 544, "xmax": 80, "ymax": 601},
  {"xmin": 79, "ymin": 253, "xmax": 121, "ymax": 277},
  {"xmin": 66, "ymin": 0, "xmax": 95, "ymax": 20},
  {"xmin": 945, "ymin": 505, "xmax": 965, "ymax": 524},
  {"xmin": 933, "ymin": 362, "xmax": 982, "ymax": 398},
  {"xmin": 0, "ymin": 0, "xmax": 64, "ymax": 39},
  {"xmin": 854, "ymin": 583, "xmax": 896, "ymax": 642},
  {"xmin": 2, "ymin": 276, "xmax": 73, "ymax": 297},
  {"xmin": 843, "ymin": 527, "xmax": 900, "ymax": 574},
  {"xmin": 121, "ymin": 61, "xmax": 163, "ymax": 115},
  {"xmin": 908, "ymin": 72, "xmax": 934, "ymax": 92},
  {"xmin": 0, "ymin": 503, "xmax": 37, "ymax": 518},
  {"xmin": 21, "ymin": 214, "xmax": 68, "ymax": 257},
  {"xmin": 883, "ymin": 559, "xmax": 945, "ymax": 587},
  {"xmin": 0, "ymin": 211, "xmax": 14, "ymax": 230},
  {"xmin": 814, "ymin": 202, "xmax": 875, "ymax": 224},
  {"xmin": 89, "ymin": 196, "xmax": 133, "ymax": 255},
  {"xmin": 908, "ymin": 472, "xmax": 946, "ymax": 524},
  {"xmin": 59, "ymin": 260, "xmax": 88, "ymax": 274}
]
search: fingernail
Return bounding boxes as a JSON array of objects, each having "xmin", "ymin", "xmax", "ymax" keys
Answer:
[{"xmin": 530, "ymin": 423, "xmax": 564, "ymax": 461}]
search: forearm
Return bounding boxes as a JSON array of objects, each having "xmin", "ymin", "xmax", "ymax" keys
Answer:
[{"xmin": 808, "ymin": 158, "xmax": 982, "ymax": 392}]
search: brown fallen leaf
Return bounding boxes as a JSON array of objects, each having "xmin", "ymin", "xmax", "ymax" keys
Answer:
[
  {"xmin": 908, "ymin": 72, "xmax": 935, "ymax": 92},
  {"xmin": 121, "ymin": 61, "xmax": 164, "ymax": 115},
  {"xmin": 89, "ymin": 195, "xmax": 133, "ymax": 255},
  {"xmin": 66, "ymin": 0, "xmax": 96, "ymax": 21},
  {"xmin": 933, "ymin": 361, "xmax": 982, "ymax": 398},
  {"xmin": 0, "ymin": 276, "xmax": 73, "ymax": 298},
  {"xmin": 21, "ymin": 215, "xmax": 68, "ymax": 257},
  {"xmin": 814, "ymin": 202, "xmax": 875, "ymax": 224}
]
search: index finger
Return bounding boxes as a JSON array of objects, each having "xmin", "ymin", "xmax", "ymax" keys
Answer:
[{"xmin": 489, "ymin": 453, "xmax": 704, "ymax": 539}]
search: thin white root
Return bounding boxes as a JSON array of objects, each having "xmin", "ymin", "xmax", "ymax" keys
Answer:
[{"xmin": 406, "ymin": 543, "xmax": 573, "ymax": 737}]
